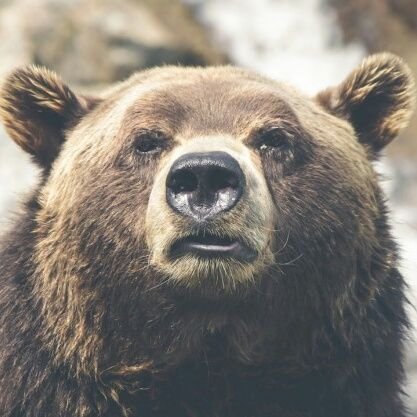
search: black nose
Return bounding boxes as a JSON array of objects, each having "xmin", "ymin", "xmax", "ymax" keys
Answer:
[{"xmin": 166, "ymin": 151, "xmax": 245, "ymax": 221}]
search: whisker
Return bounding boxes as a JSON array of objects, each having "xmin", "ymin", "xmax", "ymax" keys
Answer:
[
  {"xmin": 144, "ymin": 277, "xmax": 171, "ymax": 293},
  {"xmin": 278, "ymin": 253, "xmax": 303, "ymax": 266}
]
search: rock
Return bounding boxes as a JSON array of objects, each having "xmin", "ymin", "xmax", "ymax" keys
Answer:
[
  {"xmin": 0, "ymin": 0, "xmax": 227, "ymax": 85},
  {"xmin": 389, "ymin": 0, "xmax": 417, "ymax": 30}
]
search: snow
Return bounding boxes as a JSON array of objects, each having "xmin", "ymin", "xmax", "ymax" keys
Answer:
[
  {"xmin": 0, "ymin": 127, "xmax": 38, "ymax": 227},
  {"xmin": 185, "ymin": 0, "xmax": 365, "ymax": 93}
]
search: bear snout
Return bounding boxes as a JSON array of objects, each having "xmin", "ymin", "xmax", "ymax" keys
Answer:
[
  {"xmin": 145, "ymin": 136, "xmax": 276, "ymax": 288},
  {"xmin": 165, "ymin": 151, "xmax": 245, "ymax": 221}
]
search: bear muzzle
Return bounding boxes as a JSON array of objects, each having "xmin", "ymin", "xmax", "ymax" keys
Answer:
[{"xmin": 165, "ymin": 151, "xmax": 257, "ymax": 261}]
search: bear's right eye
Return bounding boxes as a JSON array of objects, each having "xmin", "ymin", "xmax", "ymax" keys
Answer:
[{"xmin": 134, "ymin": 131, "xmax": 166, "ymax": 155}]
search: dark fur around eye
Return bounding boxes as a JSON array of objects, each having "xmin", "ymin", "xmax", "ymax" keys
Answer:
[
  {"xmin": 134, "ymin": 131, "xmax": 168, "ymax": 155},
  {"xmin": 254, "ymin": 127, "xmax": 291, "ymax": 152},
  {"xmin": 253, "ymin": 125, "xmax": 314, "ymax": 176}
]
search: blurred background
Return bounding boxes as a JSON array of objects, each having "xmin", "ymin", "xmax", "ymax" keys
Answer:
[{"xmin": 0, "ymin": 0, "xmax": 415, "ymax": 412}]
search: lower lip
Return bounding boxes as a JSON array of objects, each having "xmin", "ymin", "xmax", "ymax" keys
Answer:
[{"xmin": 170, "ymin": 238, "xmax": 257, "ymax": 262}]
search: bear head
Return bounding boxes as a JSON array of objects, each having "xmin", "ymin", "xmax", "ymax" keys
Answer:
[{"xmin": 0, "ymin": 54, "xmax": 415, "ymax": 367}]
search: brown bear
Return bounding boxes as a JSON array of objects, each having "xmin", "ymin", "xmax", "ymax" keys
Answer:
[{"xmin": 0, "ymin": 53, "xmax": 415, "ymax": 417}]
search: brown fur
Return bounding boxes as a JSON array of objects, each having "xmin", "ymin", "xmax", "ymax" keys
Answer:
[
  {"xmin": 0, "ymin": 54, "xmax": 415, "ymax": 417},
  {"xmin": 0, "ymin": 65, "xmax": 98, "ymax": 166}
]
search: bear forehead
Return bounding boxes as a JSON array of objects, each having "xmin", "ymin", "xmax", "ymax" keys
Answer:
[{"xmin": 106, "ymin": 66, "xmax": 314, "ymax": 139}]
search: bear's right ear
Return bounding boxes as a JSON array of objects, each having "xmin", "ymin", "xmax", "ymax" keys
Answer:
[{"xmin": 0, "ymin": 66, "xmax": 99, "ymax": 168}]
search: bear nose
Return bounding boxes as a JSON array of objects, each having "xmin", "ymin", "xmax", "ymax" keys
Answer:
[{"xmin": 166, "ymin": 151, "xmax": 245, "ymax": 221}]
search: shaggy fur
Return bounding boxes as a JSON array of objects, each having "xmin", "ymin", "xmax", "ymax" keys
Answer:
[
  {"xmin": 0, "ymin": 53, "xmax": 415, "ymax": 417},
  {"xmin": 0, "ymin": 65, "xmax": 98, "ymax": 167}
]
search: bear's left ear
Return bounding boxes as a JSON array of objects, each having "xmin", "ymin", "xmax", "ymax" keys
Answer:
[
  {"xmin": 316, "ymin": 53, "xmax": 415, "ymax": 156},
  {"xmin": 0, "ymin": 65, "xmax": 99, "ymax": 168}
]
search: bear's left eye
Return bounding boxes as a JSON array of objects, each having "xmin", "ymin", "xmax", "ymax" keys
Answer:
[
  {"xmin": 134, "ymin": 131, "xmax": 167, "ymax": 155},
  {"xmin": 254, "ymin": 127, "xmax": 290, "ymax": 152}
]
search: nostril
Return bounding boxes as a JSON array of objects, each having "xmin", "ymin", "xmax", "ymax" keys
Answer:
[
  {"xmin": 168, "ymin": 170, "xmax": 198, "ymax": 194},
  {"xmin": 208, "ymin": 167, "xmax": 239, "ymax": 192}
]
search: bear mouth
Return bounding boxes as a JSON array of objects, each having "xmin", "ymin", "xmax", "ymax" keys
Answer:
[{"xmin": 169, "ymin": 234, "xmax": 257, "ymax": 262}]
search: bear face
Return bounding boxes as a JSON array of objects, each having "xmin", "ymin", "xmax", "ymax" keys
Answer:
[
  {"xmin": 0, "ymin": 54, "xmax": 415, "ymax": 417},
  {"xmin": 1, "ymin": 55, "xmax": 413, "ymax": 299}
]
